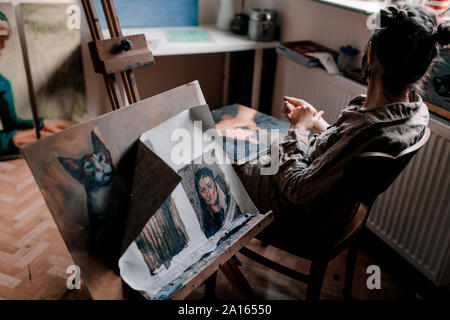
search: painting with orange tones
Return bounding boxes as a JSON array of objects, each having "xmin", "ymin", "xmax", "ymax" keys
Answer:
[{"xmin": 212, "ymin": 104, "xmax": 290, "ymax": 164}]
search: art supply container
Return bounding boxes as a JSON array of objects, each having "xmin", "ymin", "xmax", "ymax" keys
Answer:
[
  {"xmin": 248, "ymin": 9, "xmax": 277, "ymax": 42},
  {"xmin": 337, "ymin": 45, "xmax": 360, "ymax": 71},
  {"xmin": 217, "ymin": 0, "xmax": 235, "ymax": 30}
]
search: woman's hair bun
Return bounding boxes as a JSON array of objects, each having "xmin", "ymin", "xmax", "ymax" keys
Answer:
[
  {"xmin": 380, "ymin": 5, "xmax": 408, "ymax": 27},
  {"xmin": 437, "ymin": 22, "xmax": 450, "ymax": 46}
]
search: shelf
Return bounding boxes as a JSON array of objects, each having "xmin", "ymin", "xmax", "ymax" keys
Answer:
[{"xmin": 102, "ymin": 25, "xmax": 278, "ymax": 57}]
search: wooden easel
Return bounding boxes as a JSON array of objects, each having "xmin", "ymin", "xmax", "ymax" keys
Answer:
[
  {"xmin": 79, "ymin": 0, "xmax": 274, "ymax": 300},
  {"xmin": 81, "ymin": 0, "xmax": 154, "ymax": 110}
]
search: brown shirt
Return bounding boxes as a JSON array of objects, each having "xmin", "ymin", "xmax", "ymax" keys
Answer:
[{"xmin": 236, "ymin": 94, "xmax": 430, "ymax": 223}]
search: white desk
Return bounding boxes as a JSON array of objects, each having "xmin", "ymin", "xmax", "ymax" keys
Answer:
[{"xmin": 103, "ymin": 25, "xmax": 278, "ymax": 108}]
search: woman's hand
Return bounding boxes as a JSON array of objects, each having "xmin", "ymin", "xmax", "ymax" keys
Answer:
[
  {"xmin": 43, "ymin": 120, "xmax": 73, "ymax": 134},
  {"xmin": 283, "ymin": 96, "xmax": 328, "ymax": 132},
  {"xmin": 12, "ymin": 129, "xmax": 53, "ymax": 148},
  {"xmin": 12, "ymin": 120, "xmax": 74, "ymax": 148}
]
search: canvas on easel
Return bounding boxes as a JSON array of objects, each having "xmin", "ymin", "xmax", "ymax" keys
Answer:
[
  {"xmin": 119, "ymin": 105, "xmax": 261, "ymax": 299},
  {"xmin": 24, "ymin": 82, "xmax": 273, "ymax": 300},
  {"xmin": 23, "ymin": 81, "xmax": 209, "ymax": 299}
]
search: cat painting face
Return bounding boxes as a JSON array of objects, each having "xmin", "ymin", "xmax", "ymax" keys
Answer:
[{"xmin": 58, "ymin": 132, "xmax": 114, "ymax": 190}]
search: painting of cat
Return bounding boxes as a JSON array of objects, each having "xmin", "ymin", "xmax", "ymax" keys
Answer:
[{"xmin": 58, "ymin": 131, "xmax": 125, "ymax": 253}]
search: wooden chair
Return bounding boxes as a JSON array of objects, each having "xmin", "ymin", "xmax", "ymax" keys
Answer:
[{"xmin": 238, "ymin": 127, "xmax": 431, "ymax": 300}]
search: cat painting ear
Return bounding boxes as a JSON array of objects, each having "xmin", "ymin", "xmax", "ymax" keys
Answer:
[
  {"xmin": 58, "ymin": 157, "xmax": 82, "ymax": 181},
  {"xmin": 91, "ymin": 132, "xmax": 107, "ymax": 152}
]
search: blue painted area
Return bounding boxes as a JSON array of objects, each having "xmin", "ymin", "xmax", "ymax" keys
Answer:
[
  {"xmin": 153, "ymin": 279, "xmax": 184, "ymax": 300},
  {"xmin": 94, "ymin": 0, "xmax": 198, "ymax": 28},
  {"xmin": 165, "ymin": 30, "xmax": 213, "ymax": 43}
]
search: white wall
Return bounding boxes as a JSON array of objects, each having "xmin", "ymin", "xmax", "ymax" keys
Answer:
[{"xmin": 201, "ymin": 0, "xmax": 370, "ymax": 48}]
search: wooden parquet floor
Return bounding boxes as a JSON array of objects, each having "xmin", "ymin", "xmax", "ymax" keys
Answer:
[{"xmin": 0, "ymin": 159, "xmax": 89, "ymax": 300}]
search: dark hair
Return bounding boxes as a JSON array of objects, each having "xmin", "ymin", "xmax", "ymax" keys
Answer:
[
  {"xmin": 194, "ymin": 167, "xmax": 215, "ymax": 193},
  {"xmin": 363, "ymin": 4, "xmax": 450, "ymax": 94},
  {"xmin": 194, "ymin": 167, "xmax": 217, "ymax": 232}
]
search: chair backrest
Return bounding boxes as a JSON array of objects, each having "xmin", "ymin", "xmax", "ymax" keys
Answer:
[
  {"xmin": 352, "ymin": 127, "xmax": 431, "ymax": 205},
  {"xmin": 322, "ymin": 127, "xmax": 431, "ymax": 256}
]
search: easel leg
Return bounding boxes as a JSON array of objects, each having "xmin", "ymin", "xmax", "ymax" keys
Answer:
[
  {"xmin": 222, "ymin": 52, "xmax": 230, "ymax": 107},
  {"xmin": 220, "ymin": 260, "xmax": 257, "ymax": 300},
  {"xmin": 203, "ymin": 272, "xmax": 217, "ymax": 300},
  {"xmin": 251, "ymin": 48, "xmax": 263, "ymax": 110},
  {"xmin": 306, "ymin": 259, "xmax": 328, "ymax": 300},
  {"xmin": 120, "ymin": 71, "xmax": 140, "ymax": 105},
  {"xmin": 104, "ymin": 74, "xmax": 122, "ymax": 110},
  {"xmin": 344, "ymin": 240, "xmax": 360, "ymax": 300}
]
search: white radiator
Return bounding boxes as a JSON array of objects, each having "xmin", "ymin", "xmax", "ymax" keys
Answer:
[
  {"xmin": 280, "ymin": 59, "xmax": 450, "ymax": 286},
  {"xmin": 368, "ymin": 118, "xmax": 450, "ymax": 286}
]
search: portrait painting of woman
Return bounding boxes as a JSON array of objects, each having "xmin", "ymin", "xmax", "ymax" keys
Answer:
[{"xmin": 179, "ymin": 162, "xmax": 242, "ymax": 239}]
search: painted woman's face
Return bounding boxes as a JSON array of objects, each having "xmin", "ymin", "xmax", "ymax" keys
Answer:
[
  {"xmin": 0, "ymin": 20, "xmax": 10, "ymax": 55},
  {"xmin": 198, "ymin": 176, "xmax": 218, "ymax": 206}
]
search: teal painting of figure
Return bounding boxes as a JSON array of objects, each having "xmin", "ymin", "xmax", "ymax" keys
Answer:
[{"xmin": 21, "ymin": 2, "xmax": 86, "ymax": 122}]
